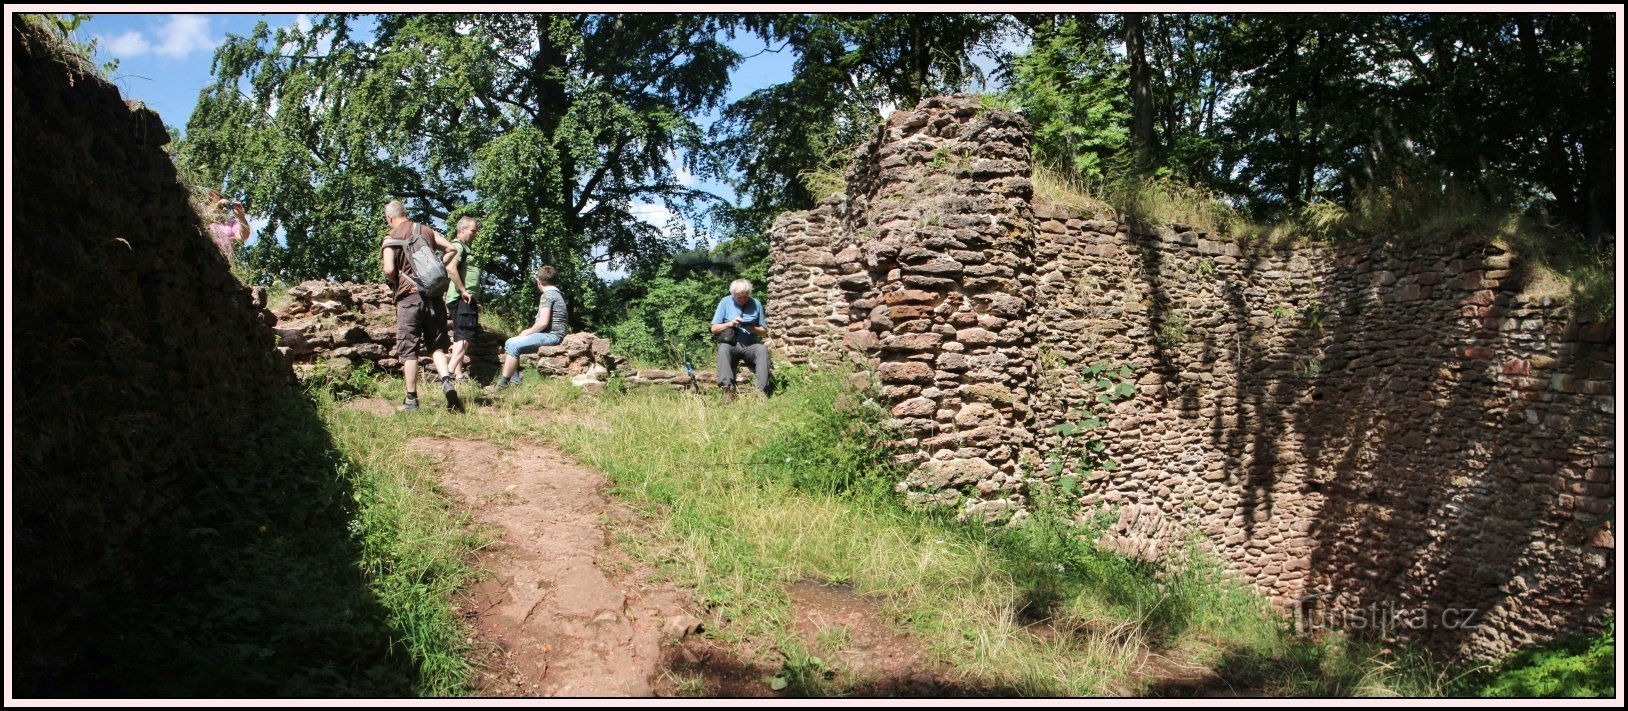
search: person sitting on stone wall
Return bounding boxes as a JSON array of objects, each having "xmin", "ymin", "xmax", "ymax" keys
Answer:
[
  {"xmin": 204, "ymin": 188, "xmax": 251, "ymax": 261},
  {"xmin": 381, "ymin": 199, "xmax": 465, "ymax": 412},
  {"xmin": 492, "ymin": 265, "xmax": 569, "ymax": 390},
  {"xmin": 709, "ymin": 278, "xmax": 771, "ymax": 402},
  {"xmin": 444, "ymin": 215, "xmax": 482, "ymax": 381}
]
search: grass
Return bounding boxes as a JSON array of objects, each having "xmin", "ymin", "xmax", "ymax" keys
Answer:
[
  {"xmin": 1031, "ymin": 163, "xmax": 1116, "ymax": 221},
  {"xmin": 299, "ymin": 361, "xmax": 1599, "ymax": 697},
  {"xmin": 1455, "ymin": 620, "xmax": 1616, "ymax": 698},
  {"xmin": 301, "ymin": 369, "xmax": 495, "ymax": 695},
  {"xmin": 454, "ymin": 366, "xmax": 1451, "ymax": 696},
  {"xmin": 35, "ymin": 370, "xmax": 488, "ymax": 696}
]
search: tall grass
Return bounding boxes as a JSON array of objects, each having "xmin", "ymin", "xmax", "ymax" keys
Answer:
[
  {"xmin": 521, "ymin": 367, "xmax": 1447, "ymax": 696},
  {"xmin": 298, "ymin": 372, "xmax": 518, "ymax": 695}
]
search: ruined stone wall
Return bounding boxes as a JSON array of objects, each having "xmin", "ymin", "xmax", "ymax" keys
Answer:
[
  {"xmin": 12, "ymin": 19, "xmax": 298, "ymax": 691},
  {"xmin": 766, "ymin": 94, "xmax": 1616, "ymax": 659},
  {"xmin": 269, "ymin": 280, "xmax": 628, "ymax": 388}
]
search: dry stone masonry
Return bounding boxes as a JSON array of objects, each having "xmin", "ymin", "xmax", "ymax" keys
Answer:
[
  {"xmin": 768, "ymin": 94, "xmax": 1616, "ymax": 660},
  {"xmin": 13, "ymin": 19, "xmax": 301, "ymax": 693},
  {"xmin": 270, "ymin": 281, "xmax": 626, "ymax": 385}
]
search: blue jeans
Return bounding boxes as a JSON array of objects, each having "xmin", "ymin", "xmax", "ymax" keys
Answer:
[{"xmin": 505, "ymin": 331, "xmax": 563, "ymax": 358}]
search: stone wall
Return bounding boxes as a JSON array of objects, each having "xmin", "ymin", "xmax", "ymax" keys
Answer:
[
  {"xmin": 12, "ymin": 18, "xmax": 301, "ymax": 692},
  {"xmin": 767, "ymin": 94, "xmax": 1616, "ymax": 659},
  {"xmin": 269, "ymin": 280, "xmax": 614, "ymax": 384}
]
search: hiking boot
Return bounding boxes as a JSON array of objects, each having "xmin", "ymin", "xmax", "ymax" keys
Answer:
[
  {"xmin": 397, "ymin": 395, "xmax": 420, "ymax": 413},
  {"xmin": 721, "ymin": 387, "xmax": 737, "ymax": 404},
  {"xmin": 442, "ymin": 377, "xmax": 464, "ymax": 412}
]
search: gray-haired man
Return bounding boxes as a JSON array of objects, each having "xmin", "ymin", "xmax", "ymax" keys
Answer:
[{"xmin": 709, "ymin": 279, "xmax": 771, "ymax": 400}]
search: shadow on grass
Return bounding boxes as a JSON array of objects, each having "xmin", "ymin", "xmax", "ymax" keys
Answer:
[{"xmin": 14, "ymin": 394, "xmax": 420, "ymax": 697}]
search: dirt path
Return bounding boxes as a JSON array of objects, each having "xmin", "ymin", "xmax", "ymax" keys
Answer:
[
  {"xmin": 351, "ymin": 399, "xmax": 1221, "ymax": 698},
  {"xmin": 408, "ymin": 436, "xmax": 698, "ymax": 697}
]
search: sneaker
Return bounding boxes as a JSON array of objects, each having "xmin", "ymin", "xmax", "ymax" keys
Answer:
[{"xmin": 397, "ymin": 395, "xmax": 420, "ymax": 413}]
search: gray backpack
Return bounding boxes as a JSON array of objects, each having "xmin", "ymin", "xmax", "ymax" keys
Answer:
[{"xmin": 384, "ymin": 223, "xmax": 449, "ymax": 297}]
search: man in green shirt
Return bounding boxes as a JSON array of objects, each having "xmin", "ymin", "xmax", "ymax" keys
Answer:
[{"xmin": 445, "ymin": 216, "xmax": 481, "ymax": 380}]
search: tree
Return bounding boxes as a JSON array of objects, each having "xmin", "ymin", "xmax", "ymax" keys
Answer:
[
  {"xmin": 708, "ymin": 13, "xmax": 1017, "ymax": 226},
  {"xmin": 1004, "ymin": 12, "xmax": 1615, "ymax": 242},
  {"xmin": 179, "ymin": 13, "xmax": 742, "ymax": 308},
  {"xmin": 1000, "ymin": 15, "xmax": 1129, "ymax": 182}
]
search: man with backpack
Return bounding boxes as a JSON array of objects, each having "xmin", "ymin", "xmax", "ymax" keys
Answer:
[{"xmin": 381, "ymin": 199, "xmax": 467, "ymax": 412}]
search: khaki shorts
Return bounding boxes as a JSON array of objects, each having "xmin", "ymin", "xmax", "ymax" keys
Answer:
[{"xmin": 395, "ymin": 292, "xmax": 451, "ymax": 359}]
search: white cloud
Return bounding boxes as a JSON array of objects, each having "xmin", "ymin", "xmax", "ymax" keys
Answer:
[
  {"xmin": 631, "ymin": 201, "xmax": 677, "ymax": 229},
  {"xmin": 104, "ymin": 30, "xmax": 151, "ymax": 57},
  {"xmin": 295, "ymin": 14, "xmax": 313, "ymax": 33},
  {"xmin": 153, "ymin": 15, "xmax": 217, "ymax": 59},
  {"xmin": 100, "ymin": 15, "xmax": 218, "ymax": 61}
]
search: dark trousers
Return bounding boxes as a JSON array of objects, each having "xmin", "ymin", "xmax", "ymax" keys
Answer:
[{"xmin": 717, "ymin": 342, "xmax": 771, "ymax": 392}]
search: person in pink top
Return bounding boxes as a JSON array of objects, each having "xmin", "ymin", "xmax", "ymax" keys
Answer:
[{"xmin": 205, "ymin": 188, "xmax": 250, "ymax": 260}]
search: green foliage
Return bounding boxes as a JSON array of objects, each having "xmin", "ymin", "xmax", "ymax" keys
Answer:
[
  {"xmin": 1304, "ymin": 300, "xmax": 1325, "ymax": 331},
  {"xmin": 1007, "ymin": 13, "xmax": 1614, "ymax": 245},
  {"xmin": 1191, "ymin": 257, "xmax": 1216, "ymax": 280},
  {"xmin": 1468, "ymin": 620, "xmax": 1615, "ymax": 698},
  {"xmin": 1049, "ymin": 361, "xmax": 1137, "ymax": 485},
  {"xmin": 605, "ymin": 267, "xmax": 731, "ymax": 367},
  {"xmin": 181, "ymin": 13, "xmax": 734, "ymax": 292},
  {"xmin": 24, "ymin": 13, "xmax": 119, "ymax": 75},
  {"xmin": 1155, "ymin": 312, "xmax": 1189, "ymax": 349},
  {"xmin": 974, "ymin": 502, "xmax": 1237, "ymax": 649},
  {"xmin": 301, "ymin": 359, "xmax": 384, "ymax": 401},
  {"xmin": 999, "ymin": 16, "xmax": 1129, "ymax": 183},
  {"xmin": 751, "ymin": 368, "xmax": 900, "ymax": 499}
]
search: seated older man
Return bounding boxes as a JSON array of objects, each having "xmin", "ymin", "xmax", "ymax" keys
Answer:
[{"xmin": 709, "ymin": 279, "xmax": 771, "ymax": 400}]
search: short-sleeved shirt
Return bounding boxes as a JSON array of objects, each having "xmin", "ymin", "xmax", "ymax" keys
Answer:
[
  {"xmin": 538, "ymin": 286, "xmax": 568, "ymax": 337},
  {"xmin": 712, "ymin": 295, "xmax": 765, "ymax": 347},
  {"xmin": 444, "ymin": 241, "xmax": 480, "ymax": 304},
  {"xmin": 209, "ymin": 221, "xmax": 241, "ymax": 259},
  {"xmin": 386, "ymin": 220, "xmax": 437, "ymax": 301}
]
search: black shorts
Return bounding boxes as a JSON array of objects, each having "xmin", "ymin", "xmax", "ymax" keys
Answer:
[
  {"xmin": 395, "ymin": 292, "xmax": 451, "ymax": 359},
  {"xmin": 449, "ymin": 297, "xmax": 480, "ymax": 343}
]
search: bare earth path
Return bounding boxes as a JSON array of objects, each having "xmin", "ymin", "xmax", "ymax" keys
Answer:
[
  {"xmin": 408, "ymin": 436, "xmax": 698, "ymax": 697},
  {"xmin": 349, "ymin": 397, "xmax": 1221, "ymax": 698}
]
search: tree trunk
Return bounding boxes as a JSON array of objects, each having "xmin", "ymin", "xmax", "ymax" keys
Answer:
[
  {"xmin": 535, "ymin": 15, "xmax": 574, "ymax": 226},
  {"xmin": 1516, "ymin": 16, "xmax": 1580, "ymax": 231},
  {"xmin": 1582, "ymin": 13, "xmax": 1614, "ymax": 248},
  {"xmin": 1125, "ymin": 13, "xmax": 1155, "ymax": 172}
]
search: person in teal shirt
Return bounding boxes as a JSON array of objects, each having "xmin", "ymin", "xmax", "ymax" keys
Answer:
[{"xmin": 709, "ymin": 279, "xmax": 770, "ymax": 399}]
